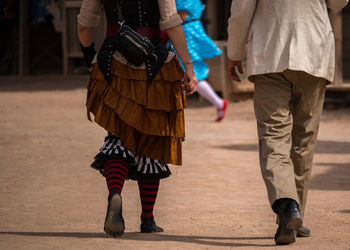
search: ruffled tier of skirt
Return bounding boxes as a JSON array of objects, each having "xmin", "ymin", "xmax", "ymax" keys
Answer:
[
  {"xmin": 86, "ymin": 58, "xmax": 186, "ymax": 179},
  {"xmin": 91, "ymin": 134, "xmax": 172, "ymax": 180}
]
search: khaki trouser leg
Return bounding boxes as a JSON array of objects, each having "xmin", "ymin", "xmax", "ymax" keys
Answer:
[
  {"xmin": 253, "ymin": 73, "xmax": 298, "ymax": 207},
  {"xmin": 286, "ymin": 71, "xmax": 327, "ymax": 216},
  {"xmin": 253, "ymin": 70, "xmax": 326, "ymax": 213}
]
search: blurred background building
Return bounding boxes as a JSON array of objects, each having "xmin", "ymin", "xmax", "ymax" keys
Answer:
[{"xmin": 0, "ymin": 0, "xmax": 349, "ymax": 102}]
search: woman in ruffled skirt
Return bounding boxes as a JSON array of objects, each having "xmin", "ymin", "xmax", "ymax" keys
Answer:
[{"xmin": 78, "ymin": 0, "xmax": 197, "ymax": 237}]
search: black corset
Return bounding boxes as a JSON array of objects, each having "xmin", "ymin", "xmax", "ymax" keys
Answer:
[{"xmin": 101, "ymin": 0, "xmax": 160, "ymax": 28}]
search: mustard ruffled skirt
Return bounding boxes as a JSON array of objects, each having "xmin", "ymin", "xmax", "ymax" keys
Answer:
[{"xmin": 86, "ymin": 57, "xmax": 186, "ymax": 179}]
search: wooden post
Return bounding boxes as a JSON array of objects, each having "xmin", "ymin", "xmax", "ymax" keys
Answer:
[
  {"xmin": 19, "ymin": 0, "xmax": 29, "ymax": 75},
  {"xmin": 206, "ymin": 0, "xmax": 218, "ymax": 39},
  {"xmin": 62, "ymin": 1, "xmax": 68, "ymax": 75},
  {"xmin": 330, "ymin": 9, "xmax": 343, "ymax": 85},
  {"xmin": 219, "ymin": 43, "xmax": 229, "ymax": 100}
]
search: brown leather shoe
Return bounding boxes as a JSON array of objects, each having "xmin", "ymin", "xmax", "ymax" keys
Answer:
[{"xmin": 297, "ymin": 225, "xmax": 311, "ymax": 237}]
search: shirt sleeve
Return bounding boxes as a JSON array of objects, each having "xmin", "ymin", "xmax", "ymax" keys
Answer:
[
  {"xmin": 158, "ymin": 0, "xmax": 183, "ymax": 30},
  {"xmin": 227, "ymin": 0, "xmax": 257, "ymax": 60},
  {"xmin": 326, "ymin": 0, "xmax": 349, "ymax": 11},
  {"xmin": 77, "ymin": 0, "xmax": 103, "ymax": 28}
]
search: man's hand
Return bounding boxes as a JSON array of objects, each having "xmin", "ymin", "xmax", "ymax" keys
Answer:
[{"xmin": 227, "ymin": 59, "xmax": 243, "ymax": 82}]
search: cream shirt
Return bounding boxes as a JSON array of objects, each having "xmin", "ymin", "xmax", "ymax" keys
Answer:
[
  {"xmin": 77, "ymin": 0, "xmax": 182, "ymax": 68},
  {"xmin": 78, "ymin": 0, "xmax": 182, "ymax": 30},
  {"xmin": 227, "ymin": 0, "xmax": 349, "ymax": 82}
]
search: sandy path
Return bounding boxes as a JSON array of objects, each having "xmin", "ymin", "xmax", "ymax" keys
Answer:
[{"xmin": 0, "ymin": 76, "xmax": 349, "ymax": 250}]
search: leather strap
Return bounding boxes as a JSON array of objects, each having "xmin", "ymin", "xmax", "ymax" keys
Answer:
[{"xmin": 116, "ymin": 0, "xmax": 124, "ymax": 25}]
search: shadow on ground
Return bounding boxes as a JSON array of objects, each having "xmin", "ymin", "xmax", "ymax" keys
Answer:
[
  {"xmin": 315, "ymin": 140, "xmax": 350, "ymax": 154},
  {"xmin": 310, "ymin": 162, "xmax": 350, "ymax": 191},
  {"xmin": 215, "ymin": 144, "xmax": 259, "ymax": 151},
  {"xmin": 215, "ymin": 140, "xmax": 350, "ymax": 191},
  {"xmin": 215, "ymin": 140, "xmax": 350, "ymax": 155},
  {"xmin": 0, "ymin": 76, "xmax": 89, "ymax": 92},
  {"xmin": 0, "ymin": 231, "xmax": 273, "ymax": 247}
]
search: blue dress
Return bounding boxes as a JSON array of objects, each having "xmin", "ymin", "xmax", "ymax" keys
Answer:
[{"xmin": 175, "ymin": 0, "xmax": 222, "ymax": 81}]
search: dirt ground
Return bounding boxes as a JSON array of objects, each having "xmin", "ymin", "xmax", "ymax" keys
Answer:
[{"xmin": 0, "ymin": 76, "xmax": 349, "ymax": 250}]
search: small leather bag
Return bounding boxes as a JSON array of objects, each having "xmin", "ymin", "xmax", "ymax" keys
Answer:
[
  {"xmin": 114, "ymin": 1, "xmax": 157, "ymax": 66},
  {"xmin": 97, "ymin": 0, "xmax": 169, "ymax": 84}
]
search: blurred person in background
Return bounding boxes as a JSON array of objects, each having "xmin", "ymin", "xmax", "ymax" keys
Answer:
[
  {"xmin": 175, "ymin": 0, "xmax": 228, "ymax": 122},
  {"xmin": 77, "ymin": 0, "xmax": 197, "ymax": 237},
  {"xmin": 227, "ymin": 0, "xmax": 349, "ymax": 245},
  {"xmin": 31, "ymin": 0, "xmax": 51, "ymax": 25}
]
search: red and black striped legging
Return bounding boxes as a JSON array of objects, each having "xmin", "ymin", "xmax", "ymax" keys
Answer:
[
  {"xmin": 137, "ymin": 179, "xmax": 160, "ymax": 219},
  {"xmin": 104, "ymin": 159, "xmax": 160, "ymax": 219}
]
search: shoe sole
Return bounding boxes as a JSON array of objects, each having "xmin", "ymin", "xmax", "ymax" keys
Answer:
[
  {"xmin": 104, "ymin": 194, "xmax": 125, "ymax": 237},
  {"xmin": 297, "ymin": 231, "xmax": 310, "ymax": 237},
  {"xmin": 276, "ymin": 218, "xmax": 303, "ymax": 245},
  {"xmin": 275, "ymin": 229, "xmax": 296, "ymax": 245},
  {"xmin": 140, "ymin": 229, "xmax": 158, "ymax": 233},
  {"xmin": 140, "ymin": 227, "xmax": 164, "ymax": 233},
  {"xmin": 275, "ymin": 216, "xmax": 302, "ymax": 245},
  {"xmin": 104, "ymin": 226, "xmax": 124, "ymax": 237}
]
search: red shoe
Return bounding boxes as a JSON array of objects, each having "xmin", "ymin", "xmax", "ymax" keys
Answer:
[{"xmin": 216, "ymin": 100, "xmax": 228, "ymax": 122}]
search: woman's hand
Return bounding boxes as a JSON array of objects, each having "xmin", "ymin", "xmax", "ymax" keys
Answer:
[
  {"xmin": 183, "ymin": 65, "xmax": 197, "ymax": 95},
  {"xmin": 178, "ymin": 11, "xmax": 188, "ymax": 21}
]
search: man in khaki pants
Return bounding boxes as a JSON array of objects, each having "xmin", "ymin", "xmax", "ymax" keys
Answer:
[{"xmin": 226, "ymin": 0, "xmax": 349, "ymax": 245}]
